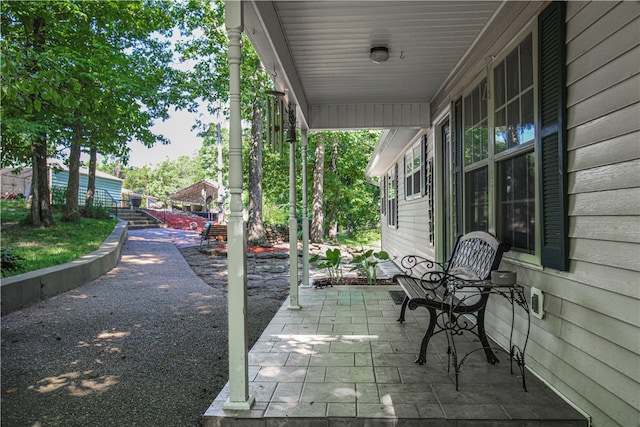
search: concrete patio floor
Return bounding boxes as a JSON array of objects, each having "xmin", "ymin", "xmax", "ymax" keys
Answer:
[{"xmin": 203, "ymin": 284, "xmax": 587, "ymax": 426}]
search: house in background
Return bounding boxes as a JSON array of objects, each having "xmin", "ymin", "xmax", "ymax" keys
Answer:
[
  {"xmin": 223, "ymin": 1, "xmax": 639, "ymax": 426},
  {"xmin": 1, "ymin": 166, "xmax": 123, "ymax": 207}
]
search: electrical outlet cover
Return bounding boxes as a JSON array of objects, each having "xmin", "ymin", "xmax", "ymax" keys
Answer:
[{"xmin": 530, "ymin": 287, "xmax": 545, "ymax": 319}]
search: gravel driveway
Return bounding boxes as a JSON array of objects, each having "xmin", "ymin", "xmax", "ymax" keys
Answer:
[{"xmin": 1, "ymin": 229, "xmax": 290, "ymax": 427}]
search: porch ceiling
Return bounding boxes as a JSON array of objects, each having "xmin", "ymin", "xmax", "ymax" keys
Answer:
[{"xmin": 244, "ymin": 1, "xmax": 502, "ymax": 128}]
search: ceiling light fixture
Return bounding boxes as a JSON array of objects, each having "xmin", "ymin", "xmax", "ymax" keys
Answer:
[{"xmin": 370, "ymin": 46, "xmax": 389, "ymax": 64}]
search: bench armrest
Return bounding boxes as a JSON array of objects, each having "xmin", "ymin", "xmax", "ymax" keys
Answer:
[{"xmin": 398, "ymin": 254, "xmax": 447, "ymax": 277}]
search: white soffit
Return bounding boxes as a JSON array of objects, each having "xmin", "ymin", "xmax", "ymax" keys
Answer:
[
  {"xmin": 244, "ymin": 1, "xmax": 502, "ymax": 130},
  {"xmin": 366, "ymin": 128, "xmax": 423, "ymax": 177}
]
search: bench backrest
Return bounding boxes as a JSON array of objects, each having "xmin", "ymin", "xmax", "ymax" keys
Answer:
[{"xmin": 446, "ymin": 231, "xmax": 509, "ymax": 281}]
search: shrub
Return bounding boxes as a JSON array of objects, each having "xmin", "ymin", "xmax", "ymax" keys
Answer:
[{"xmin": 1, "ymin": 249, "xmax": 24, "ymax": 277}]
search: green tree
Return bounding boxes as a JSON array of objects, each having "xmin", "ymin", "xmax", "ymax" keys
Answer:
[
  {"xmin": 1, "ymin": 1, "xmax": 83, "ymax": 226},
  {"xmin": 1, "ymin": 0, "xmax": 184, "ymax": 225},
  {"xmin": 307, "ymin": 131, "xmax": 380, "ymax": 241},
  {"xmin": 198, "ymin": 123, "xmax": 229, "ymax": 188},
  {"xmin": 176, "ymin": 0, "xmax": 272, "ymax": 242}
]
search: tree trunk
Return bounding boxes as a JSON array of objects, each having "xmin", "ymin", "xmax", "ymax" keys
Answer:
[
  {"xmin": 29, "ymin": 133, "xmax": 54, "ymax": 227},
  {"xmin": 26, "ymin": 16, "xmax": 53, "ymax": 227},
  {"xmin": 327, "ymin": 139, "xmax": 339, "ymax": 242},
  {"xmin": 63, "ymin": 122, "xmax": 82, "ymax": 222},
  {"xmin": 85, "ymin": 145, "xmax": 97, "ymax": 213},
  {"xmin": 247, "ymin": 99, "xmax": 265, "ymax": 245},
  {"xmin": 310, "ymin": 140, "xmax": 324, "ymax": 243}
]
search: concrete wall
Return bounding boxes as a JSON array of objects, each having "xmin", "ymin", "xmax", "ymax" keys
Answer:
[{"xmin": 1, "ymin": 221, "xmax": 127, "ymax": 316}]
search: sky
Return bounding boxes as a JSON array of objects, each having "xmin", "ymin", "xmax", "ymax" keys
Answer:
[
  {"xmin": 126, "ymin": 108, "xmax": 209, "ymax": 167},
  {"xmin": 126, "ymin": 105, "xmax": 228, "ymax": 168},
  {"xmin": 126, "ymin": 28, "xmax": 220, "ymax": 168}
]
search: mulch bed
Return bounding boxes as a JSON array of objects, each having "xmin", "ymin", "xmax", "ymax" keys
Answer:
[
  {"xmin": 143, "ymin": 209, "xmax": 209, "ymax": 230},
  {"xmin": 145, "ymin": 210, "xmax": 289, "ymax": 254}
]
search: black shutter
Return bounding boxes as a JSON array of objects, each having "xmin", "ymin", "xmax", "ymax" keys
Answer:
[
  {"xmin": 421, "ymin": 138, "xmax": 425, "ymax": 197},
  {"xmin": 403, "ymin": 156, "xmax": 408, "ymax": 200},
  {"xmin": 381, "ymin": 175, "xmax": 386, "ymax": 216},
  {"xmin": 394, "ymin": 163, "xmax": 399, "ymax": 228},
  {"xmin": 538, "ymin": 1, "xmax": 568, "ymax": 271},
  {"xmin": 453, "ymin": 98, "xmax": 464, "ymax": 237}
]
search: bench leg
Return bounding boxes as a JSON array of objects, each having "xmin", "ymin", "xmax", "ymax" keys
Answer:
[
  {"xmin": 477, "ymin": 309, "xmax": 499, "ymax": 364},
  {"xmin": 397, "ymin": 295, "xmax": 409, "ymax": 323},
  {"xmin": 416, "ymin": 307, "xmax": 438, "ymax": 365}
]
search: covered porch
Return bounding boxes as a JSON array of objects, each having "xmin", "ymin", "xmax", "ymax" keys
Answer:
[
  {"xmin": 204, "ymin": 283, "xmax": 586, "ymax": 426},
  {"xmin": 215, "ymin": 0, "xmax": 600, "ymax": 426}
]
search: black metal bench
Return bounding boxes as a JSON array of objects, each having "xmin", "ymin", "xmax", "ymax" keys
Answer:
[
  {"xmin": 199, "ymin": 223, "xmax": 227, "ymax": 246},
  {"xmin": 393, "ymin": 231, "xmax": 509, "ymax": 366}
]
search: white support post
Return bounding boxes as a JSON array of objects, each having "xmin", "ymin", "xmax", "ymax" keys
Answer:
[
  {"xmin": 223, "ymin": 0, "xmax": 254, "ymax": 411},
  {"xmin": 300, "ymin": 130, "xmax": 310, "ymax": 288},
  {"xmin": 288, "ymin": 104, "xmax": 301, "ymax": 310}
]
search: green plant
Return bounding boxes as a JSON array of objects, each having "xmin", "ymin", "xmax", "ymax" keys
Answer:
[
  {"xmin": 83, "ymin": 202, "xmax": 112, "ymax": 220},
  {"xmin": 51, "ymin": 186, "xmax": 67, "ymax": 207},
  {"xmin": 310, "ymin": 247, "xmax": 344, "ymax": 284},
  {"xmin": 348, "ymin": 247, "xmax": 390, "ymax": 285},
  {"xmin": 1, "ymin": 248, "xmax": 24, "ymax": 277}
]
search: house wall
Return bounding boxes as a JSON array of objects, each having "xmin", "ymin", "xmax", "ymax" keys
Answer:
[
  {"xmin": 0, "ymin": 168, "xmax": 32, "ymax": 196},
  {"xmin": 381, "ymin": 2, "xmax": 639, "ymax": 426},
  {"xmin": 52, "ymin": 170, "xmax": 123, "ymax": 205},
  {"xmin": 382, "ymin": 132, "xmax": 436, "ymax": 264}
]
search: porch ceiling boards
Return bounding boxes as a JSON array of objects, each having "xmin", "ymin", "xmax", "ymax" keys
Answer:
[{"xmin": 244, "ymin": 0, "xmax": 502, "ymax": 133}]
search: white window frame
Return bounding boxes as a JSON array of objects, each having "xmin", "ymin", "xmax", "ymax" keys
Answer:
[
  {"xmin": 459, "ymin": 21, "xmax": 540, "ymax": 264},
  {"xmin": 404, "ymin": 143, "xmax": 422, "ymax": 199}
]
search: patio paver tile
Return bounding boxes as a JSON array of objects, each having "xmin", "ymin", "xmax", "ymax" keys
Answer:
[
  {"xmin": 255, "ymin": 366, "xmax": 307, "ymax": 383},
  {"xmin": 309, "ymin": 352, "xmax": 354, "ymax": 367},
  {"xmin": 300, "ymin": 382, "xmax": 357, "ymax": 403},
  {"xmin": 373, "ymin": 367, "xmax": 402, "ymax": 384},
  {"xmin": 204, "ymin": 285, "xmax": 588, "ymax": 427},
  {"xmin": 327, "ymin": 402, "xmax": 357, "ymax": 417},
  {"xmin": 271, "ymin": 382, "xmax": 303, "ymax": 403},
  {"xmin": 325, "ymin": 366, "xmax": 375, "ymax": 383}
]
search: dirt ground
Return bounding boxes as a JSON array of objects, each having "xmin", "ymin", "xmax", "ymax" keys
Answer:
[{"xmin": 177, "ymin": 245, "xmax": 294, "ymax": 344}]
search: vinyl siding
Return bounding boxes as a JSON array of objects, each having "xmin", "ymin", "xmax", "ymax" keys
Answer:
[
  {"xmin": 383, "ymin": 2, "xmax": 640, "ymax": 426},
  {"xmin": 382, "ymin": 133, "xmax": 435, "ymax": 263},
  {"xmin": 509, "ymin": 2, "xmax": 640, "ymax": 426},
  {"xmin": 51, "ymin": 170, "xmax": 123, "ymax": 205}
]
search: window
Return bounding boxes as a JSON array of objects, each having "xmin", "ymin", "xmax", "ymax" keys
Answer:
[
  {"xmin": 404, "ymin": 143, "xmax": 422, "ymax": 198},
  {"xmin": 465, "ymin": 166, "xmax": 488, "ymax": 232},
  {"xmin": 498, "ymin": 152, "xmax": 535, "ymax": 252},
  {"xmin": 387, "ymin": 165, "xmax": 397, "ymax": 227},
  {"xmin": 494, "ymin": 34, "xmax": 536, "ymax": 253},
  {"xmin": 464, "ymin": 78, "xmax": 489, "ymax": 165},
  {"xmin": 454, "ymin": 1, "xmax": 567, "ymax": 269},
  {"xmin": 463, "ymin": 77, "xmax": 489, "ymax": 233}
]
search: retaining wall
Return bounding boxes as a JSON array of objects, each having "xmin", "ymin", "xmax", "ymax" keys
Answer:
[{"xmin": 1, "ymin": 221, "xmax": 127, "ymax": 316}]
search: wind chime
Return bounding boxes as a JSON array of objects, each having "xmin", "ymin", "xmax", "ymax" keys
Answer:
[{"xmin": 265, "ymin": 90, "xmax": 284, "ymax": 155}]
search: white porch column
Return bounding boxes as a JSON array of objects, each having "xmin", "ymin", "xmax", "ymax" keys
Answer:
[
  {"xmin": 223, "ymin": 0, "xmax": 254, "ymax": 411},
  {"xmin": 288, "ymin": 104, "xmax": 301, "ymax": 310},
  {"xmin": 300, "ymin": 130, "xmax": 310, "ymax": 287}
]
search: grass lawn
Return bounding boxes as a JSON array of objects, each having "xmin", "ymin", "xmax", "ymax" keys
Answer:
[{"xmin": 1, "ymin": 200, "xmax": 117, "ymax": 277}]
